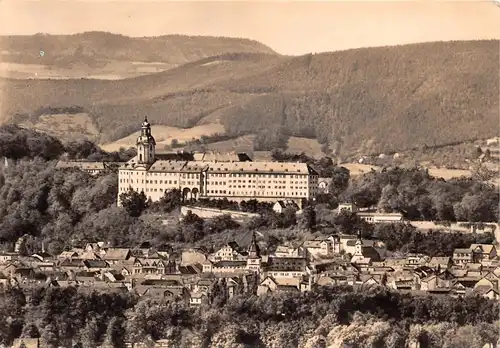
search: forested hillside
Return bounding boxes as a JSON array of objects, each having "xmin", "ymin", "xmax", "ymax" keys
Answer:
[
  {"xmin": 2, "ymin": 40, "xmax": 498, "ymax": 157},
  {"xmin": 0, "ymin": 31, "xmax": 275, "ymax": 68}
]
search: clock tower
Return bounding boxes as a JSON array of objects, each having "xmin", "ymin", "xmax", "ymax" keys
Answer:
[{"xmin": 136, "ymin": 116, "xmax": 156, "ymax": 165}]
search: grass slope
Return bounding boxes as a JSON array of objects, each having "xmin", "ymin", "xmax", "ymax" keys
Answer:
[{"xmin": 1, "ymin": 40, "xmax": 498, "ymax": 158}]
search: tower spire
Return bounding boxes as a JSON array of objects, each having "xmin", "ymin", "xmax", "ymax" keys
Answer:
[{"xmin": 248, "ymin": 231, "xmax": 260, "ymax": 258}]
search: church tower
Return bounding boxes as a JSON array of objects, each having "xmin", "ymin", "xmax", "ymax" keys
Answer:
[
  {"xmin": 246, "ymin": 231, "xmax": 261, "ymax": 272},
  {"xmin": 354, "ymin": 230, "xmax": 363, "ymax": 257},
  {"xmin": 136, "ymin": 116, "xmax": 156, "ymax": 164}
]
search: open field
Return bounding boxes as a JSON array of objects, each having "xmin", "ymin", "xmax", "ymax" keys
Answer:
[
  {"xmin": 340, "ymin": 163, "xmax": 380, "ymax": 176},
  {"xmin": 286, "ymin": 136, "xmax": 325, "ymax": 158},
  {"xmin": 427, "ymin": 167, "xmax": 472, "ymax": 180},
  {"xmin": 205, "ymin": 134, "xmax": 255, "ymax": 153},
  {"xmin": 100, "ymin": 123, "xmax": 225, "ymax": 152},
  {"xmin": 0, "ymin": 61, "xmax": 174, "ymax": 80}
]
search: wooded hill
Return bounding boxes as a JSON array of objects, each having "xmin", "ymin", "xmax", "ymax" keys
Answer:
[
  {"xmin": 1, "ymin": 39, "xmax": 498, "ymax": 157},
  {"xmin": 0, "ymin": 31, "xmax": 275, "ymax": 68}
]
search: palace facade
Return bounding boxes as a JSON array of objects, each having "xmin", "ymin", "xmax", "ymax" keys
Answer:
[{"xmin": 117, "ymin": 118, "xmax": 319, "ymax": 207}]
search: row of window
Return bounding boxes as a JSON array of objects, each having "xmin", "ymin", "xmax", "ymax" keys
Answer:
[
  {"xmin": 208, "ymin": 190, "xmax": 308, "ymax": 197},
  {"xmin": 122, "ymin": 170, "xmax": 312, "ymax": 180},
  {"xmin": 120, "ymin": 179, "xmax": 178, "ymax": 185},
  {"xmin": 210, "ymin": 179, "xmax": 308, "ymax": 184}
]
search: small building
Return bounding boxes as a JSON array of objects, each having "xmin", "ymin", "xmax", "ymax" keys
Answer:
[
  {"xmin": 453, "ymin": 248, "xmax": 474, "ymax": 265},
  {"xmin": 210, "ymin": 242, "xmax": 247, "ymax": 262},
  {"xmin": 337, "ymin": 203, "xmax": 358, "ymax": 214},
  {"xmin": 303, "ymin": 239, "xmax": 334, "ymax": 259},
  {"xmin": 0, "ymin": 252, "xmax": 18, "ymax": 263},
  {"xmin": 470, "ymin": 244, "xmax": 497, "ymax": 263},
  {"xmin": 357, "ymin": 212, "xmax": 404, "ymax": 224},
  {"xmin": 427, "ymin": 257, "xmax": 453, "ymax": 271},
  {"xmin": 273, "ymin": 200, "xmax": 300, "ymax": 214}
]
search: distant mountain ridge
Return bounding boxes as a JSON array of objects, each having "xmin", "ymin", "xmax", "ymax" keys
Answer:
[
  {"xmin": 1, "ymin": 39, "xmax": 498, "ymax": 160},
  {"xmin": 0, "ymin": 31, "xmax": 277, "ymax": 68}
]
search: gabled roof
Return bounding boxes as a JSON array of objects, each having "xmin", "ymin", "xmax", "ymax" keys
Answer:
[
  {"xmin": 213, "ymin": 260, "xmax": 247, "ymax": 268},
  {"xmin": 428, "ymin": 257, "xmax": 452, "ymax": 264},
  {"xmin": 453, "ymin": 248, "xmax": 473, "ymax": 254},
  {"xmin": 474, "ymin": 285, "xmax": 497, "ymax": 295},
  {"xmin": 102, "ymin": 248, "xmax": 130, "ymax": 261},
  {"xmin": 470, "ymin": 244, "xmax": 496, "ymax": 253},
  {"xmin": 178, "ymin": 264, "xmax": 201, "ymax": 275}
]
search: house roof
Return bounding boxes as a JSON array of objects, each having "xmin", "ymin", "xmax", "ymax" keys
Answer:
[
  {"xmin": 428, "ymin": 257, "xmax": 451, "ymax": 264},
  {"xmin": 102, "ymin": 248, "xmax": 130, "ymax": 261},
  {"xmin": 178, "ymin": 264, "xmax": 201, "ymax": 275},
  {"xmin": 474, "ymin": 285, "xmax": 497, "ymax": 295},
  {"xmin": 361, "ymin": 246, "xmax": 381, "ymax": 261},
  {"xmin": 470, "ymin": 244, "xmax": 496, "ymax": 253},
  {"xmin": 453, "ymin": 248, "xmax": 473, "ymax": 254},
  {"xmin": 213, "ymin": 260, "xmax": 247, "ymax": 268},
  {"xmin": 83, "ymin": 260, "xmax": 108, "ymax": 268}
]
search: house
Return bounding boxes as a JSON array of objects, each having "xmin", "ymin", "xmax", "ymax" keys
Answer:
[
  {"xmin": 83, "ymin": 260, "xmax": 109, "ymax": 272},
  {"xmin": 474, "ymin": 286, "xmax": 499, "ymax": 300},
  {"xmin": 189, "ymin": 291, "xmax": 208, "ymax": 306},
  {"xmin": 181, "ymin": 248, "xmax": 207, "ymax": 265},
  {"xmin": 210, "ymin": 242, "xmax": 247, "ymax": 262},
  {"xmin": 453, "ymin": 248, "xmax": 474, "ymax": 265},
  {"xmin": 357, "ymin": 212, "xmax": 404, "ymax": 224},
  {"xmin": 0, "ymin": 252, "xmax": 19, "ymax": 263},
  {"xmin": 132, "ymin": 258, "xmax": 168, "ymax": 275},
  {"xmin": 30, "ymin": 252, "xmax": 54, "ymax": 263},
  {"xmin": 406, "ymin": 254, "xmax": 430, "ymax": 267},
  {"xmin": 427, "ymin": 257, "xmax": 453, "ymax": 271},
  {"xmin": 273, "ymin": 244, "xmax": 307, "ymax": 258},
  {"xmin": 273, "ymin": 200, "xmax": 299, "ymax": 214},
  {"xmin": 57, "ymin": 251, "xmax": 79, "ymax": 260},
  {"xmin": 419, "ymin": 275, "xmax": 453, "ymax": 291},
  {"xmin": 264, "ymin": 257, "xmax": 308, "ymax": 278},
  {"xmin": 350, "ymin": 237, "xmax": 381, "ymax": 265},
  {"xmin": 470, "ymin": 244, "xmax": 497, "ymax": 263},
  {"xmin": 204, "ymin": 260, "xmax": 248, "ymax": 274},
  {"xmin": 338, "ymin": 235, "xmax": 375, "ymax": 255},
  {"xmin": 257, "ymin": 276, "xmax": 301, "ymax": 295},
  {"xmin": 337, "ymin": 203, "xmax": 358, "ymax": 214},
  {"xmin": 303, "ymin": 239, "xmax": 334, "ymax": 259},
  {"xmin": 101, "ymin": 248, "xmax": 131, "ymax": 263}
]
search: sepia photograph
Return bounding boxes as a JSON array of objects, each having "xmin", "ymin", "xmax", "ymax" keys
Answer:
[{"xmin": 0, "ymin": 0, "xmax": 499, "ymax": 347}]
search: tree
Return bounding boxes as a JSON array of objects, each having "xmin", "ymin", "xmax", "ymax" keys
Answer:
[
  {"xmin": 155, "ymin": 188, "xmax": 182, "ymax": 213},
  {"xmin": 40, "ymin": 324, "xmax": 59, "ymax": 348},
  {"xmin": 299, "ymin": 205, "xmax": 316, "ymax": 231},
  {"xmin": 80, "ymin": 317, "xmax": 100, "ymax": 348},
  {"xmin": 21, "ymin": 323, "xmax": 40, "ymax": 338},
  {"xmin": 119, "ymin": 188, "xmax": 148, "ymax": 217},
  {"xmin": 104, "ymin": 317, "xmax": 126, "ymax": 348}
]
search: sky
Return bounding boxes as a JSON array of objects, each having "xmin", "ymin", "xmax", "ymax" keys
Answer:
[{"xmin": 0, "ymin": 0, "xmax": 499, "ymax": 55}]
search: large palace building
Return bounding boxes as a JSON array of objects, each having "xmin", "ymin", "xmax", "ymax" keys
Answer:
[{"xmin": 118, "ymin": 118, "xmax": 319, "ymax": 207}]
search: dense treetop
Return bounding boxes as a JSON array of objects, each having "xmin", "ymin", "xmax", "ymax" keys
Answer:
[{"xmin": 0, "ymin": 285, "xmax": 498, "ymax": 348}]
